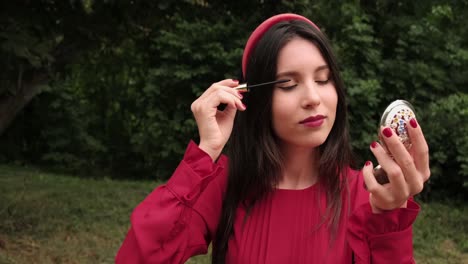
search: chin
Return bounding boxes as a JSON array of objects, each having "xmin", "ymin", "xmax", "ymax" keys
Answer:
[
  {"xmin": 305, "ymin": 140, "xmax": 327, "ymax": 148},
  {"xmin": 289, "ymin": 138, "xmax": 327, "ymax": 149},
  {"xmin": 276, "ymin": 131, "xmax": 331, "ymax": 149}
]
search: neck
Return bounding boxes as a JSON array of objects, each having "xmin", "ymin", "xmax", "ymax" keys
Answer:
[{"xmin": 277, "ymin": 143, "xmax": 319, "ymax": 190}]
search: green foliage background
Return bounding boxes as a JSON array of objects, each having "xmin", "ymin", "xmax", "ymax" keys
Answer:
[{"xmin": 1, "ymin": 1, "xmax": 467, "ymax": 199}]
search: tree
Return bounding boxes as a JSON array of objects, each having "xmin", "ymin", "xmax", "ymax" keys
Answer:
[
  {"xmin": 1, "ymin": 0, "xmax": 467, "ymax": 197},
  {"xmin": 0, "ymin": 0, "xmax": 172, "ymax": 135}
]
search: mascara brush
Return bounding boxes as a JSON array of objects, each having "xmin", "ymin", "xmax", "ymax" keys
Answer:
[{"xmin": 234, "ymin": 79, "xmax": 291, "ymax": 92}]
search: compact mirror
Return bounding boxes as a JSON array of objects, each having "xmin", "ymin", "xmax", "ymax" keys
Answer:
[{"xmin": 373, "ymin": 100, "xmax": 416, "ymax": 184}]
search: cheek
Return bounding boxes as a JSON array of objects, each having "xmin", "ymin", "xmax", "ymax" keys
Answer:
[
  {"xmin": 271, "ymin": 92, "xmax": 290, "ymax": 134},
  {"xmin": 323, "ymin": 87, "xmax": 338, "ymax": 116},
  {"xmin": 333, "ymin": 93, "xmax": 338, "ymax": 117},
  {"xmin": 329, "ymin": 93, "xmax": 339, "ymax": 127},
  {"xmin": 271, "ymin": 97, "xmax": 282, "ymax": 133}
]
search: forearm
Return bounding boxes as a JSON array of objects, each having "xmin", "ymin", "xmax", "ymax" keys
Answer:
[{"xmin": 116, "ymin": 141, "xmax": 227, "ymax": 263}]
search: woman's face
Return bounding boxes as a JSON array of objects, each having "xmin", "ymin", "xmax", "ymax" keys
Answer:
[{"xmin": 271, "ymin": 37, "xmax": 338, "ymax": 150}]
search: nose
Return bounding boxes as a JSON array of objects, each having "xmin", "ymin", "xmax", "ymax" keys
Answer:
[{"xmin": 301, "ymin": 80, "xmax": 321, "ymax": 108}]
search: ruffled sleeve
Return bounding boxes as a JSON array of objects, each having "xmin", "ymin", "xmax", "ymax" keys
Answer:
[
  {"xmin": 346, "ymin": 169, "xmax": 420, "ymax": 264},
  {"xmin": 115, "ymin": 141, "xmax": 228, "ymax": 264}
]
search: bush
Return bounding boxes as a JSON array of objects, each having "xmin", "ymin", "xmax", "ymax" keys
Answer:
[{"xmin": 422, "ymin": 93, "xmax": 468, "ymax": 199}]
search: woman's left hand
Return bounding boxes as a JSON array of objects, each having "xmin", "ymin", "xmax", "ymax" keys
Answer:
[{"xmin": 362, "ymin": 118, "xmax": 431, "ymax": 212}]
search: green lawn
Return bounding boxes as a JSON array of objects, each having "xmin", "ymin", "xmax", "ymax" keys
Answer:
[{"xmin": 0, "ymin": 164, "xmax": 466, "ymax": 264}]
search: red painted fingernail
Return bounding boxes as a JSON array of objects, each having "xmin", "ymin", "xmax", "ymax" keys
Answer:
[
  {"xmin": 383, "ymin": 128, "xmax": 393, "ymax": 138},
  {"xmin": 233, "ymin": 79, "xmax": 239, "ymax": 82},
  {"xmin": 365, "ymin": 161, "xmax": 371, "ymax": 166},
  {"xmin": 242, "ymin": 103, "xmax": 247, "ymax": 109},
  {"xmin": 371, "ymin": 141, "xmax": 378, "ymax": 148},
  {"xmin": 410, "ymin": 118, "xmax": 418, "ymax": 128}
]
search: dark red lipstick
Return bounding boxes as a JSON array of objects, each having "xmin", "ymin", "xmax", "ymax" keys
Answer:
[{"xmin": 299, "ymin": 115, "xmax": 326, "ymax": 127}]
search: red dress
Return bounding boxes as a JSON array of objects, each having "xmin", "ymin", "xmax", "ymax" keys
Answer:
[{"xmin": 116, "ymin": 141, "xmax": 419, "ymax": 263}]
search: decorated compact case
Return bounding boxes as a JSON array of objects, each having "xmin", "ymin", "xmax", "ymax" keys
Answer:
[{"xmin": 373, "ymin": 100, "xmax": 416, "ymax": 184}]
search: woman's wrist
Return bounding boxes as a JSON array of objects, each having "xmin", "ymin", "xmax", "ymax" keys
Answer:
[
  {"xmin": 371, "ymin": 200, "xmax": 408, "ymax": 214},
  {"xmin": 198, "ymin": 142, "xmax": 223, "ymax": 162}
]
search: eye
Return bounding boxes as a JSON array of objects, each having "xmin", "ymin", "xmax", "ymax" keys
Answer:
[
  {"xmin": 277, "ymin": 84, "xmax": 298, "ymax": 90},
  {"xmin": 276, "ymin": 80, "xmax": 298, "ymax": 90},
  {"xmin": 315, "ymin": 78, "xmax": 330, "ymax": 85},
  {"xmin": 315, "ymin": 73, "xmax": 332, "ymax": 85}
]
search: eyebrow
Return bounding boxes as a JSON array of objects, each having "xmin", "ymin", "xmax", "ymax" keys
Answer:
[{"xmin": 276, "ymin": 65, "xmax": 329, "ymax": 78}]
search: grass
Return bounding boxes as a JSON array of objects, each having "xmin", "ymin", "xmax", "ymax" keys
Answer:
[{"xmin": 0, "ymin": 164, "xmax": 467, "ymax": 264}]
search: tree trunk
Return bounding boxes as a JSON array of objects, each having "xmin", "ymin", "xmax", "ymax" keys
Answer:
[{"xmin": 0, "ymin": 72, "xmax": 48, "ymax": 135}]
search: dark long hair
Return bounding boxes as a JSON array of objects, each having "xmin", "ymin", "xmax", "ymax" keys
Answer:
[{"xmin": 212, "ymin": 20, "xmax": 354, "ymax": 263}]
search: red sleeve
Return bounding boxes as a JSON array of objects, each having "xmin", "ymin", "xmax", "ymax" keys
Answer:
[
  {"xmin": 346, "ymin": 169, "xmax": 420, "ymax": 264},
  {"xmin": 115, "ymin": 141, "xmax": 228, "ymax": 264}
]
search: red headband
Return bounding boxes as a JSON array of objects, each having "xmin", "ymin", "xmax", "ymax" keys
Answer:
[{"xmin": 242, "ymin": 13, "xmax": 320, "ymax": 78}]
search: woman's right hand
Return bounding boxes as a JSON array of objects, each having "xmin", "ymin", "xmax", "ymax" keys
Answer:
[{"xmin": 191, "ymin": 79, "xmax": 246, "ymax": 161}]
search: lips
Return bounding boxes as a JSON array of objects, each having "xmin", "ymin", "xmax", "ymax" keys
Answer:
[{"xmin": 299, "ymin": 115, "xmax": 326, "ymax": 124}]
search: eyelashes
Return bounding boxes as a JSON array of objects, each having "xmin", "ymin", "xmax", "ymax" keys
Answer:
[
  {"xmin": 277, "ymin": 78, "xmax": 331, "ymax": 90},
  {"xmin": 315, "ymin": 79, "xmax": 331, "ymax": 85},
  {"xmin": 277, "ymin": 84, "xmax": 298, "ymax": 90}
]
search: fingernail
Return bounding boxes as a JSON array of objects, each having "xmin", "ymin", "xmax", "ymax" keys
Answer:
[
  {"xmin": 371, "ymin": 141, "xmax": 378, "ymax": 148},
  {"xmin": 410, "ymin": 118, "xmax": 418, "ymax": 128},
  {"xmin": 365, "ymin": 161, "xmax": 371, "ymax": 166},
  {"xmin": 233, "ymin": 79, "xmax": 239, "ymax": 82},
  {"xmin": 242, "ymin": 103, "xmax": 247, "ymax": 109},
  {"xmin": 383, "ymin": 127, "xmax": 393, "ymax": 138},
  {"xmin": 238, "ymin": 92, "xmax": 243, "ymax": 99}
]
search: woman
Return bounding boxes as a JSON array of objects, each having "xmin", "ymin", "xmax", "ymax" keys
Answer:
[{"xmin": 116, "ymin": 14, "xmax": 430, "ymax": 263}]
